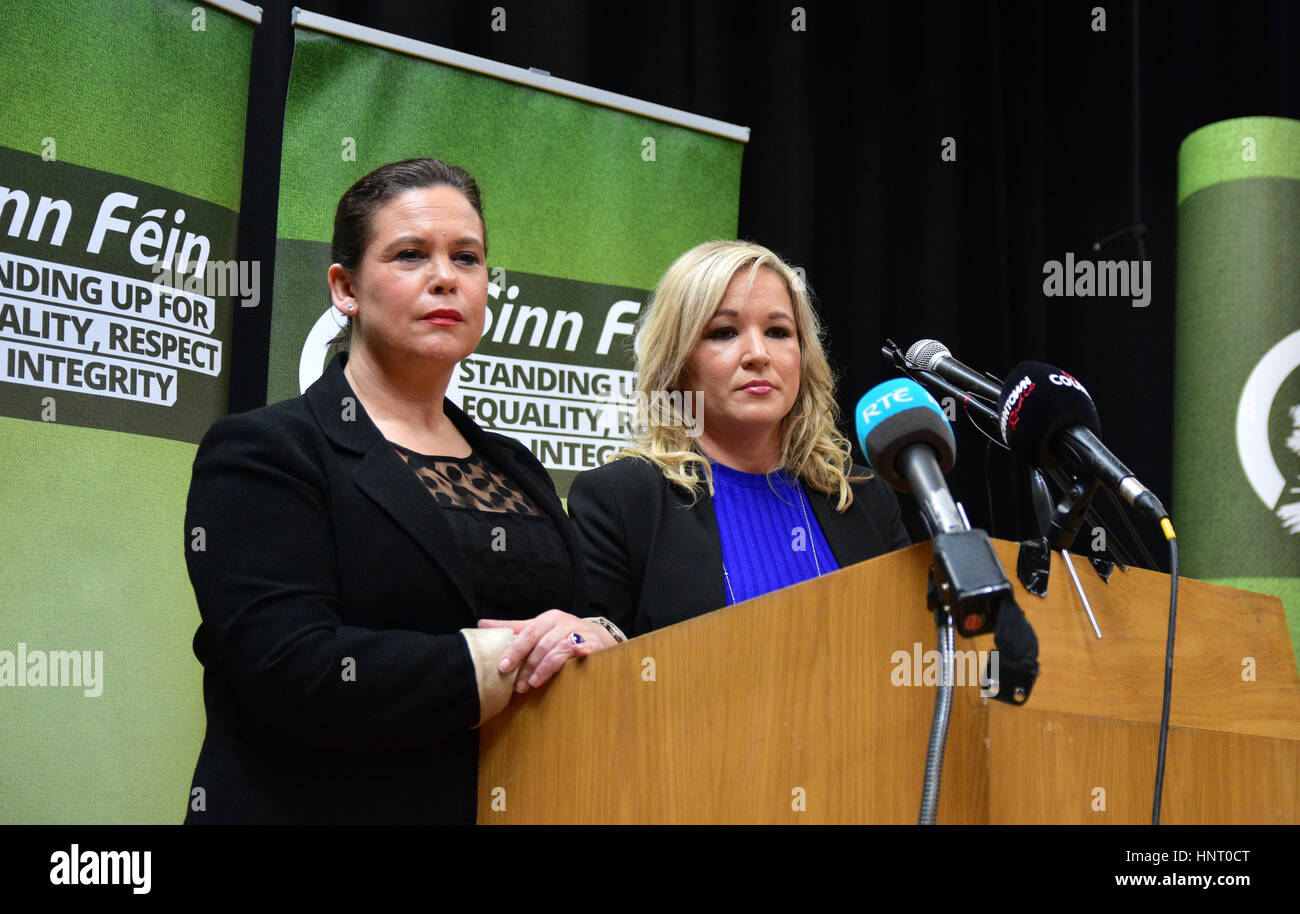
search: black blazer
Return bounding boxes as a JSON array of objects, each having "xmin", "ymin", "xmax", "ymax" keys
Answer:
[
  {"xmin": 182, "ymin": 353, "xmax": 585, "ymax": 824},
  {"xmin": 567, "ymin": 456, "xmax": 910, "ymax": 636}
]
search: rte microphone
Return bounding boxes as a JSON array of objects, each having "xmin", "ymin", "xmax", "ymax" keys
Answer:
[
  {"xmin": 998, "ymin": 361, "xmax": 1169, "ymax": 521},
  {"xmin": 906, "ymin": 339, "xmax": 1003, "ymax": 403},
  {"xmin": 856, "ymin": 378, "xmax": 1024, "ymax": 646},
  {"xmin": 855, "ymin": 378, "xmax": 962, "ymax": 536}
]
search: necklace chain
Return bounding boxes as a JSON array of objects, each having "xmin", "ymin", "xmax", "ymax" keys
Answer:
[{"xmin": 721, "ymin": 477, "xmax": 823, "ymax": 605}]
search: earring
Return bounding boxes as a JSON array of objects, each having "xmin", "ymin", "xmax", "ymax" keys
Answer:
[{"xmin": 346, "ymin": 304, "xmax": 355, "ymax": 312}]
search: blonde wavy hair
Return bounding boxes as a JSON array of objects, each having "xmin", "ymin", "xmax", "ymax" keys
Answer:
[{"xmin": 613, "ymin": 240, "xmax": 863, "ymax": 511}]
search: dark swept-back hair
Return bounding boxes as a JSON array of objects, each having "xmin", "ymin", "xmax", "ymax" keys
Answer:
[{"xmin": 329, "ymin": 157, "xmax": 486, "ymax": 347}]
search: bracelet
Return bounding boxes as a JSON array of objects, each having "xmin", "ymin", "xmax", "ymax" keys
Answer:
[{"xmin": 582, "ymin": 616, "xmax": 627, "ymax": 644}]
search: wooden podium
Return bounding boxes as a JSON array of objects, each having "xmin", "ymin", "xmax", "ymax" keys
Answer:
[{"xmin": 477, "ymin": 540, "xmax": 1300, "ymax": 823}]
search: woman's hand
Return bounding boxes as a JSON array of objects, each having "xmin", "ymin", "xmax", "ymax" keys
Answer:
[{"xmin": 477, "ymin": 610, "xmax": 617, "ymax": 693}]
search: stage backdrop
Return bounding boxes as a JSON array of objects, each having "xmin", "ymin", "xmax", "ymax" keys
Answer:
[
  {"xmin": 268, "ymin": 10, "xmax": 747, "ymax": 496},
  {"xmin": 1175, "ymin": 116, "xmax": 1300, "ymax": 667},
  {"xmin": 0, "ymin": 0, "xmax": 259, "ymax": 822}
]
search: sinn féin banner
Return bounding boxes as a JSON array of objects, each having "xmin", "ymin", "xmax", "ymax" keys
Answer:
[
  {"xmin": 0, "ymin": 0, "xmax": 260, "ymax": 822},
  {"xmin": 1174, "ymin": 116, "xmax": 1300, "ymax": 667},
  {"xmin": 269, "ymin": 10, "xmax": 747, "ymax": 496}
]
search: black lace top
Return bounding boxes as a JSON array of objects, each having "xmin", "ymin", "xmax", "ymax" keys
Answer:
[{"xmin": 391, "ymin": 444, "xmax": 573, "ymax": 619}]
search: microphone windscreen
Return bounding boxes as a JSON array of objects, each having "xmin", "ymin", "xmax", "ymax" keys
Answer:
[
  {"xmin": 998, "ymin": 361, "xmax": 1101, "ymax": 467},
  {"xmin": 855, "ymin": 378, "xmax": 956, "ymax": 491}
]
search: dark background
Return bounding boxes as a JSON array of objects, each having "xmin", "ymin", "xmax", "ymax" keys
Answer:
[{"xmin": 229, "ymin": 0, "xmax": 1300, "ymax": 565}]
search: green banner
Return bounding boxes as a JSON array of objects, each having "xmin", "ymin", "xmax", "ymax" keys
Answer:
[
  {"xmin": 1174, "ymin": 116, "xmax": 1300, "ymax": 667},
  {"xmin": 0, "ymin": 0, "xmax": 258, "ymax": 822},
  {"xmin": 270, "ymin": 14, "xmax": 746, "ymax": 494}
]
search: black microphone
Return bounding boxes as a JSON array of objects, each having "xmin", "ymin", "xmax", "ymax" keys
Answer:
[
  {"xmin": 998, "ymin": 361, "xmax": 1169, "ymax": 521},
  {"xmin": 906, "ymin": 339, "xmax": 1003, "ymax": 403}
]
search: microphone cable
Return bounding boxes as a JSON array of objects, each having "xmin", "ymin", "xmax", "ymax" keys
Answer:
[{"xmin": 1152, "ymin": 519, "xmax": 1179, "ymax": 825}]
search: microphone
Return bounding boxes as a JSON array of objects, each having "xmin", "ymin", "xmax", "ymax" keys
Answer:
[
  {"xmin": 998, "ymin": 362, "xmax": 1169, "ymax": 521},
  {"xmin": 856, "ymin": 378, "xmax": 1032, "ymax": 666},
  {"xmin": 906, "ymin": 339, "xmax": 1003, "ymax": 403},
  {"xmin": 855, "ymin": 378, "xmax": 962, "ymax": 536}
]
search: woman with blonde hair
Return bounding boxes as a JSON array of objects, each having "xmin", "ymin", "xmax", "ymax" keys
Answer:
[{"xmin": 567, "ymin": 240, "xmax": 910, "ymax": 637}]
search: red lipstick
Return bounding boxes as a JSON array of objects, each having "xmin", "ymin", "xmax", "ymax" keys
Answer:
[{"xmin": 423, "ymin": 308, "xmax": 462, "ymax": 326}]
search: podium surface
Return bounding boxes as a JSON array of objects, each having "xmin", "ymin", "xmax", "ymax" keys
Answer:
[{"xmin": 478, "ymin": 540, "xmax": 1300, "ymax": 823}]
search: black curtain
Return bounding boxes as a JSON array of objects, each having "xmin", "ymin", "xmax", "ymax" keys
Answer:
[{"xmin": 231, "ymin": 0, "xmax": 1300, "ymax": 563}]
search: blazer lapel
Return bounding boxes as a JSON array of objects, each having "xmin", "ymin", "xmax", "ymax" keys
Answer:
[
  {"xmin": 680, "ymin": 466, "xmax": 726, "ymax": 609},
  {"xmin": 444, "ymin": 400, "xmax": 588, "ymax": 615},
  {"xmin": 350, "ymin": 444, "xmax": 479, "ymax": 613},
  {"xmin": 804, "ymin": 478, "xmax": 882, "ymax": 568},
  {"xmin": 694, "ymin": 491, "xmax": 728, "ymax": 608},
  {"xmin": 307, "ymin": 354, "xmax": 478, "ymax": 616}
]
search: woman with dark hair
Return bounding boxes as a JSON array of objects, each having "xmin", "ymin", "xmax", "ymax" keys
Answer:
[{"xmin": 182, "ymin": 158, "xmax": 622, "ymax": 824}]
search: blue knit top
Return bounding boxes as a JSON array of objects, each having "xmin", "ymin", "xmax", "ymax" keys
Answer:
[{"xmin": 710, "ymin": 461, "xmax": 839, "ymax": 605}]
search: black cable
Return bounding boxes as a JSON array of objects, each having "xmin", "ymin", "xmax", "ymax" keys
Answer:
[
  {"xmin": 962, "ymin": 399, "xmax": 1007, "ymax": 450},
  {"xmin": 1103, "ymin": 483, "xmax": 1159, "ymax": 570},
  {"xmin": 1132, "ymin": 0, "xmax": 1147, "ymax": 265},
  {"xmin": 1089, "ymin": 2, "xmax": 1147, "ymax": 262},
  {"xmin": 1152, "ymin": 528, "xmax": 1179, "ymax": 825},
  {"xmin": 984, "ymin": 436, "xmax": 996, "ymax": 535}
]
